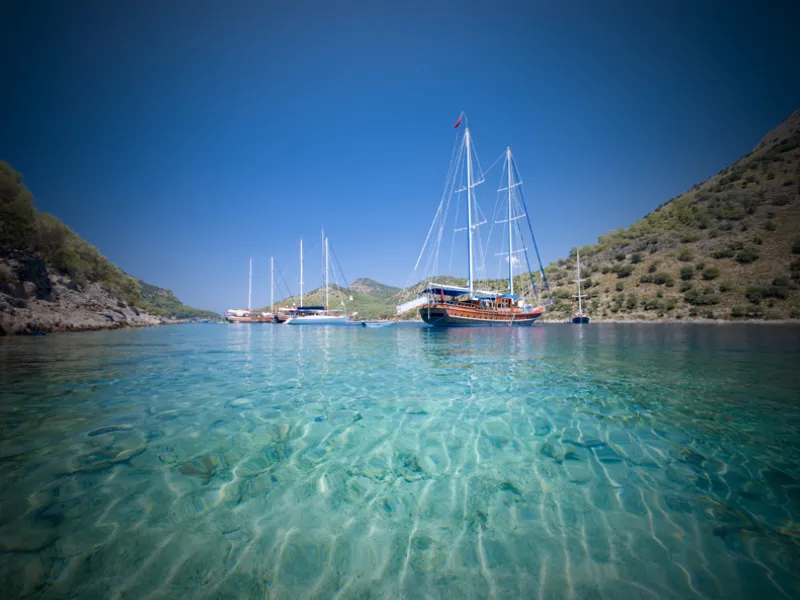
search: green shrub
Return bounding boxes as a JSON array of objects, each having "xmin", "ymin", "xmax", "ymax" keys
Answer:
[
  {"xmin": 614, "ymin": 252, "xmax": 626, "ymax": 262},
  {"xmin": 695, "ymin": 262, "xmax": 705, "ymax": 271},
  {"xmin": 626, "ymin": 295, "xmax": 637, "ymax": 310},
  {"xmin": 736, "ymin": 248, "xmax": 759, "ymax": 264},
  {"xmin": 677, "ymin": 247, "xmax": 694, "ymax": 262},
  {"xmin": 745, "ymin": 287, "xmax": 763, "ymax": 304},
  {"xmin": 642, "ymin": 297, "xmax": 664, "ymax": 311},
  {"xmin": 680, "ymin": 266, "xmax": 694, "ymax": 281},
  {"xmin": 630, "ymin": 252, "xmax": 642, "ymax": 264},
  {"xmin": 616, "ymin": 282, "xmax": 624, "ymax": 292},
  {"xmin": 712, "ymin": 247, "xmax": 735, "ymax": 259},
  {"xmin": 601, "ymin": 264, "xmax": 612, "ymax": 274},
  {"xmin": 763, "ymin": 220, "xmax": 777, "ymax": 232},
  {"xmin": 719, "ymin": 282, "xmax": 731, "ymax": 292},
  {"xmin": 745, "ymin": 285, "xmax": 789, "ymax": 304},
  {"xmin": 684, "ymin": 289, "xmax": 720, "ymax": 306},
  {"xmin": 703, "ymin": 310, "xmax": 715, "ymax": 319},
  {"xmin": 702, "ymin": 267, "xmax": 720, "ymax": 280},
  {"xmin": 652, "ymin": 272, "xmax": 674, "ymax": 286},
  {"xmin": 680, "ymin": 282, "xmax": 693, "ymax": 293},
  {"xmin": 731, "ymin": 306, "xmax": 747, "ymax": 318},
  {"xmin": 648, "ymin": 262, "xmax": 658, "ymax": 273},
  {"xmin": 616, "ymin": 265, "xmax": 633, "ymax": 278},
  {"xmin": 640, "ymin": 274, "xmax": 653, "ymax": 283},
  {"xmin": 689, "ymin": 307, "xmax": 699, "ymax": 317},
  {"xmin": 773, "ymin": 276, "xmax": 789, "ymax": 287}
]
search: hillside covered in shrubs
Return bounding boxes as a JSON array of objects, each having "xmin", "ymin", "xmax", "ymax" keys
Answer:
[
  {"xmin": 0, "ymin": 161, "xmax": 216, "ymax": 321},
  {"xmin": 539, "ymin": 109, "xmax": 800, "ymax": 321}
]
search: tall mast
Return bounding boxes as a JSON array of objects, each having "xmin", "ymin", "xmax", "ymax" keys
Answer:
[
  {"xmin": 270, "ymin": 256, "xmax": 274, "ymax": 313},
  {"xmin": 321, "ymin": 228, "xmax": 325, "ymax": 294},
  {"xmin": 507, "ymin": 147, "xmax": 514, "ymax": 296},
  {"xmin": 324, "ymin": 236, "xmax": 329, "ymax": 309},
  {"xmin": 576, "ymin": 250, "xmax": 583, "ymax": 317},
  {"xmin": 465, "ymin": 127, "xmax": 474, "ymax": 293},
  {"xmin": 299, "ymin": 239, "xmax": 304, "ymax": 308},
  {"xmin": 248, "ymin": 257, "xmax": 252, "ymax": 311}
]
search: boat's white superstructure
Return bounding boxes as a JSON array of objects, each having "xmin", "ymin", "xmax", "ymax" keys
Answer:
[{"xmin": 285, "ymin": 312, "xmax": 350, "ymax": 325}]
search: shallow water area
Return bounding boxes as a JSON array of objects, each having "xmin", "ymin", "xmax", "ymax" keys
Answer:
[{"xmin": 1, "ymin": 323, "xmax": 799, "ymax": 599}]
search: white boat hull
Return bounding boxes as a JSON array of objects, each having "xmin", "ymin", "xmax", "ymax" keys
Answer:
[{"xmin": 285, "ymin": 314, "xmax": 351, "ymax": 325}]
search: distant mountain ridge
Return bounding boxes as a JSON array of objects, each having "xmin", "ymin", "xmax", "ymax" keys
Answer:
[
  {"xmin": 137, "ymin": 280, "xmax": 218, "ymax": 320},
  {"xmin": 349, "ymin": 278, "xmax": 401, "ymax": 298}
]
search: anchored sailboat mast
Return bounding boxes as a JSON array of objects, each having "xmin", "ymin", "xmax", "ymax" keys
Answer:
[
  {"xmin": 465, "ymin": 127, "xmax": 475, "ymax": 294},
  {"xmin": 299, "ymin": 239, "xmax": 304, "ymax": 308},
  {"xmin": 324, "ymin": 235, "xmax": 329, "ymax": 309},
  {"xmin": 507, "ymin": 147, "xmax": 514, "ymax": 296},
  {"xmin": 576, "ymin": 250, "xmax": 583, "ymax": 318},
  {"xmin": 248, "ymin": 257, "xmax": 252, "ymax": 312},
  {"xmin": 270, "ymin": 256, "xmax": 274, "ymax": 313}
]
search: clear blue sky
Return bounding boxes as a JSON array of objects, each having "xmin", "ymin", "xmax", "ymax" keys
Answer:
[{"xmin": 2, "ymin": 0, "xmax": 799, "ymax": 312}]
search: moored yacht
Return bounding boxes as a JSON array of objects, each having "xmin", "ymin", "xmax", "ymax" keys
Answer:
[
  {"xmin": 284, "ymin": 232, "xmax": 353, "ymax": 325},
  {"xmin": 396, "ymin": 117, "xmax": 550, "ymax": 326}
]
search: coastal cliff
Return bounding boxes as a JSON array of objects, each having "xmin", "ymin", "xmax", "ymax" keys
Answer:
[
  {"xmin": 0, "ymin": 162, "xmax": 217, "ymax": 335},
  {"xmin": 0, "ymin": 250, "xmax": 162, "ymax": 334}
]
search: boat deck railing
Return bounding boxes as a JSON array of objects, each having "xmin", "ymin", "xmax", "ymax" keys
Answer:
[{"xmin": 427, "ymin": 298, "xmax": 538, "ymax": 314}]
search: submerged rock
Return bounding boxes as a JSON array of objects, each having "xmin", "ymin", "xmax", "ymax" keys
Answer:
[
  {"xmin": 540, "ymin": 441, "xmax": 566, "ymax": 463},
  {"xmin": 179, "ymin": 454, "xmax": 221, "ymax": 482},
  {"xmin": 0, "ymin": 520, "xmax": 58, "ymax": 552}
]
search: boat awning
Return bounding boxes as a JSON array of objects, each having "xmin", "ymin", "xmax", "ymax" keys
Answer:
[
  {"xmin": 396, "ymin": 295, "xmax": 429, "ymax": 314},
  {"xmin": 296, "ymin": 306, "xmax": 326, "ymax": 311},
  {"xmin": 424, "ymin": 282, "xmax": 518, "ymax": 300}
]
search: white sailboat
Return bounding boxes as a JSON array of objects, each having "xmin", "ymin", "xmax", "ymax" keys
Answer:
[
  {"xmin": 286, "ymin": 230, "xmax": 352, "ymax": 325},
  {"xmin": 225, "ymin": 257, "xmax": 274, "ymax": 323},
  {"xmin": 225, "ymin": 257, "xmax": 253, "ymax": 322},
  {"xmin": 571, "ymin": 250, "xmax": 590, "ymax": 324}
]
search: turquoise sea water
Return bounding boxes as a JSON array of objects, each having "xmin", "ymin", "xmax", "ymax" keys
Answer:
[{"xmin": 1, "ymin": 323, "xmax": 799, "ymax": 599}]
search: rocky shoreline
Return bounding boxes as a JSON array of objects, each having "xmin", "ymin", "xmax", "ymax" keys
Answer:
[{"xmin": 0, "ymin": 250, "xmax": 168, "ymax": 335}]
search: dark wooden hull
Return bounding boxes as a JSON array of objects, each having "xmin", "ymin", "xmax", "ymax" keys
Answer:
[
  {"xmin": 571, "ymin": 316, "xmax": 590, "ymax": 324},
  {"xmin": 419, "ymin": 302, "xmax": 544, "ymax": 326}
]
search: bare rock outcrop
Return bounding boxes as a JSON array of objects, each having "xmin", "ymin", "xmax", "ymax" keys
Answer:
[{"xmin": 0, "ymin": 251, "xmax": 162, "ymax": 335}]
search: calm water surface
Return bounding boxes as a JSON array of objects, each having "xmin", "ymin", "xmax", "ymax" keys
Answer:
[{"xmin": 1, "ymin": 324, "xmax": 799, "ymax": 599}]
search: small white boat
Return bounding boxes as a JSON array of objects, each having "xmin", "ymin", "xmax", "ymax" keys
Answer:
[
  {"xmin": 285, "ymin": 230, "xmax": 354, "ymax": 325},
  {"xmin": 361, "ymin": 321, "xmax": 394, "ymax": 328},
  {"xmin": 286, "ymin": 312, "xmax": 351, "ymax": 325}
]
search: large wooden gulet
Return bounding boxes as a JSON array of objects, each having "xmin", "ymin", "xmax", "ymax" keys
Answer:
[{"xmin": 397, "ymin": 118, "xmax": 550, "ymax": 326}]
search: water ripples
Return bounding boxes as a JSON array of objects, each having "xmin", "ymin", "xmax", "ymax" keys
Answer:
[{"xmin": 1, "ymin": 323, "xmax": 799, "ymax": 598}]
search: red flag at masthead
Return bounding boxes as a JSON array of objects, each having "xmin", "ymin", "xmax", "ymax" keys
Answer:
[{"xmin": 453, "ymin": 114, "xmax": 463, "ymax": 128}]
